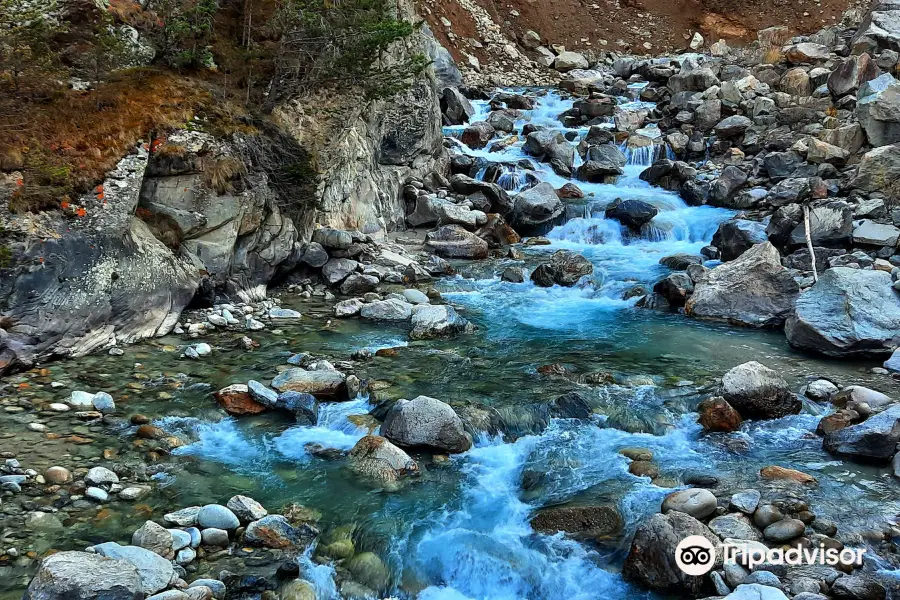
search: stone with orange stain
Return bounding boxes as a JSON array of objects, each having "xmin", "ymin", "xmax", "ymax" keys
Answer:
[
  {"xmin": 214, "ymin": 384, "xmax": 267, "ymax": 415},
  {"xmin": 697, "ymin": 397, "xmax": 743, "ymax": 433},
  {"xmin": 760, "ymin": 465, "xmax": 817, "ymax": 484}
]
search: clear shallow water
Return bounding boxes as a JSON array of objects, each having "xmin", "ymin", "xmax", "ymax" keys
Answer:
[{"xmin": 3, "ymin": 89, "xmax": 900, "ymax": 599}]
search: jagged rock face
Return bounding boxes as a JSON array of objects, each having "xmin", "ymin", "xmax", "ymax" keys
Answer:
[
  {"xmin": 0, "ymin": 149, "xmax": 199, "ymax": 374},
  {"xmin": 139, "ymin": 130, "xmax": 298, "ymax": 301},
  {"xmin": 275, "ymin": 0, "xmax": 446, "ymax": 239}
]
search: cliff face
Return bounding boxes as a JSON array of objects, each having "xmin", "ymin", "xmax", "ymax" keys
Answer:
[
  {"xmin": 0, "ymin": 0, "xmax": 450, "ymax": 373},
  {"xmin": 275, "ymin": 0, "xmax": 448, "ymax": 240}
]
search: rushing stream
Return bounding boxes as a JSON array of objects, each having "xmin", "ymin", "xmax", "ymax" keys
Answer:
[{"xmin": 3, "ymin": 88, "xmax": 900, "ymax": 599}]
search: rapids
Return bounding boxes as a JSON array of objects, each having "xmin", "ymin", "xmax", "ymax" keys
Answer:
[{"xmin": 3, "ymin": 88, "xmax": 900, "ymax": 600}]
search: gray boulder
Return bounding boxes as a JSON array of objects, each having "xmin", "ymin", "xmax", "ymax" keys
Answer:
[
  {"xmin": 622, "ymin": 511, "xmax": 720, "ymax": 594},
  {"xmin": 348, "ymin": 435, "xmax": 419, "ymax": 483},
  {"xmin": 322, "ymin": 258, "xmax": 358, "ymax": 286},
  {"xmin": 92, "ymin": 542, "xmax": 175, "ymax": 595},
  {"xmin": 512, "ymin": 183, "xmax": 564, "ymax": 233},
  {"xmin": 852, "ymin": 143, "xmax": 900, "ymax": 199},
  {"xmin": 605, "ymin": 199, "xmax": 659, "ymax": 232},
  {"xmin": 714, "ymin": 116, "xmax": 753, "ymax": 139},
  {"xmin": 857, "ymin": 73, "xmax": 900, "ymax": 147},
  {"xmin": 719, "ymin": 361, "xmax": 800, "ymax": 419},
  {"xmin": 461, "ymin": 121, "xmax": 495, "ymax": 149},
  {"xmin": 275, "ymin": 391, "xmax": 319, "ymax": 424},
  {"xmin": 441, "ymin": 88, "xmax": 474, "ymax": 125},
  {"xmin": 425, "ymin": 225, "xmax": 489, "ymax": 259},
  {"xmin": 853, "ymin": 219, "xmax": 900, "ymax": 246},
  {"xmin": 382, "ymin": 395, "xmax": 472, "ymax": 453},
  {"xmin": 685, "ymin": 242, "xmax": 799, "ymax": 328},
  {"xmin": 24, "ymin": 551, "xmax": 143, "ymax": 600},
  {"xmin": 668, "ymin": 66, "xmax": 720, "ymax": 94},
  {"xmin": 661, "ymin": 488, "xmax": 718, "ymax": 519},
  {"xmin": 785, "ymin": 268, "xmax": 900, "ymax": 357},
  {"xmin": 530, "ymin": 251, "xmax": 593, "ymax": 287},
  {"xmin": 409, "ymin": 305, "xmax": 472, "ymax": 340},
  {"xmin": 197, "ymin": 504, "xmax": 240, "ymax": 529},
  {"xmin": 360, "ymin": 298, "xmax": 414, "ymax": 321},
  {"xmin": 554, "ymin": 51, "xmax": 589, "ymax": 71},
  {"xmin": 823, "ymin": 404, "xmax": 900, "ymax": 462},
  {"xmin": 712, "ymin": 219, "xmax": 768, "ymax": 261},
  {"xmin": 787, "ymin": 201, "xmax": 853, "ymax": 247},
  {"xmin": 271, "ymin": 369, "xmax": 347, "ymax": 399},
  {"xmin": 226, "ymin": 495, "xmax": 267, "ymax": 522},
  {"xmin": 828, "ymin": 53, "xmax": 881, "ymax": 97}
]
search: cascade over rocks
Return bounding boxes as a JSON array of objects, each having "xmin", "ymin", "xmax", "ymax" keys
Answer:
[{"xmin": 604, "ymin": 199, "xmax": 659, "ymax": 232}]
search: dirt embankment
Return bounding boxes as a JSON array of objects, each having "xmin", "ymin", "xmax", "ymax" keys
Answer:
[{"xmin": 421, "ymin": 0, "xmax": 860, "ymax": 64}]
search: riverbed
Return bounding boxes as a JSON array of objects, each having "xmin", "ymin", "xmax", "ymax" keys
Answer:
[{"xmin": 2, "ymin": 88, "xmax": 900, "ymax": 600}]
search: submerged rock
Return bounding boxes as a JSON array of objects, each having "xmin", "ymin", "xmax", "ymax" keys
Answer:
[
  {"xmin": 382, "ymin": 396, "xmax": 472, "ymax": 453},
  {"xmin": 530, "ymin": 505, "xmax": 623, "ymax": 538},
  {"xmin": 785, "ymin": 268, "xmax": 900, "ymax": 357}
]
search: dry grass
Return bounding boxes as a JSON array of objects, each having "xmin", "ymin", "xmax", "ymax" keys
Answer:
[
  {"xmin": 1, "ymin": 68, "xmax": 209, "ymax": 212},
  {"xmin": 761, "ymin": 45, "xmax": 784, "ymax": 65},
  {"xmin": 202, "ymin": 155, "xmax": 246, "ymax": 194}
]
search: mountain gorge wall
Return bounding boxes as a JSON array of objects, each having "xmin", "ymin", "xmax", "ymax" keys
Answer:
[{"xmin": 0, "ymin": 0, "xmax": 448, "ymax": 374}]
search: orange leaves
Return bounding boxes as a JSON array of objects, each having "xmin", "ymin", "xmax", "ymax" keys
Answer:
[{"xmin": 75, "ymin": 207, "xmax": 87, "ymax": 217}]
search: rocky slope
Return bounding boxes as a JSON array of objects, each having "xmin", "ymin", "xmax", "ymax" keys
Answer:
[{"xmin": 0, "ymin": 0, "xmax": 448, "ymax": 375}]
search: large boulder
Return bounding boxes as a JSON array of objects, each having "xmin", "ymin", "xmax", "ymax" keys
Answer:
[
  {"xmin": 668, "ymin": 66, "xmax": 720, "ymax": 94},
  {"xmin": 712, "ymin": 219, "xmax": 768, "ymax": 261},
  {"xmin": 857, "ymin": 73, "xmax": 900, "ymax": 147},
  {"xmin": 511, "ymin": 183, "xmax": 564, "ymax": 233},
  {"xmin": 449, "ymin": 174, "xmax": 513, "ymax": 215},
  {"xmin": 823, "ymin": 404, "xmax": 900, "ymax": 462},
  {"xmin": 425, "ymin": 225, "xmax": 489, "ymax": 259},
  {"xmin": 827, "ymin": 53, "xmax": 881, "ymax": 97},
  {"xmin": 91, "ymin": 542, "xmax": 175, "ymax": 595},
  {"xmin": 661, "ymin": 488, "xmax": 718, "ymax": 519},
  {"xmin": 271, "ymin": 368, "xmax": 348, "ymax": 399},
  {"xmin": 530, "ymin": 250, "xmax": 593, "ymax": 287},
  {"xmin": 714, "ymin": 116, "xmax": 753, "ymax": 139},
  {"xmin": 461, "ymin": 121, "xmax": 495, "ymax": 149},
  {"xmin": 381, "ymin": 395, "xmax": 472, "ymax": 453},
  {"xmin": 719, "ymin": 361, "xmax": 800, "ymax": 419},
  {"xmin": 852, "ymin": 143, "xmax": 900, "ymax": 199},
  {"xmin": 787, "ymin": 201, "xmax": 853, "ymax": 247},
  {"xmin": 409, "ymin": 304, "xmax": 472, "ymax": 340},
  {"xmin": 554, "ymin": 51, "xmax": 589, "ymax": 71},
  {"xmin": 785, "ymin": 268, "xmax": 900, "ymax": 357},
  {"xmin": 441, "ymin": 88, "xmax": 474, "ymax": 125},
  {"xmin": 784, "ymin": 42, "xmax": 830, "ymax": 63},
  {"xmin": 685, "ymin": 242, "xmax": 800, "ymax": 328},
  {"xmin": 852, "ymin": 2, "xmax": 900, "ymax": 53},
  {"xmin": 622, "ymin": 511, "xmax": 720, "ymax": 595},
  {"xmin": 348, "ymin": 435, "xmax": 419, "ymax": 483},
  {"xmin": 605, "ymin": 199, "xmax": 659, "ymax": 232},
  {"xmin": 24, "ymin": 551, "xmax": 143, "ymax": 600}
]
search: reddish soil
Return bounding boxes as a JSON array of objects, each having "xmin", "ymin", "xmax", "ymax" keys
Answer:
[{"xmin": 422, "ymin": 0, "xmax": 858, "ymax": 58}]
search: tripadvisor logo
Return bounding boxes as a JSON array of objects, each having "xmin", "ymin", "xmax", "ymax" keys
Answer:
[{"xmin": 675, "ymin": 535, "xmax": 867, "ymax": 576}]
